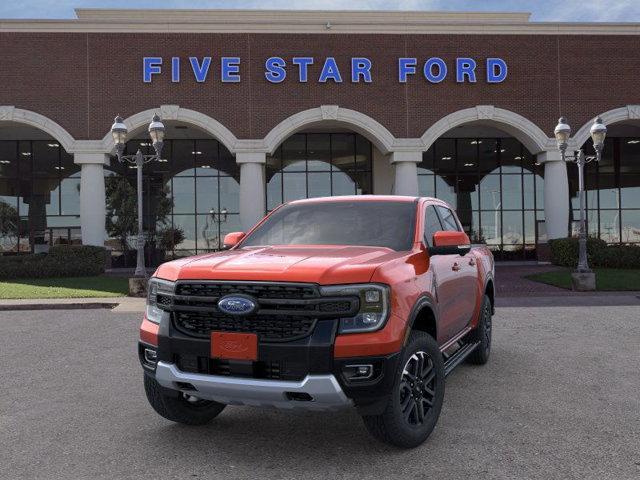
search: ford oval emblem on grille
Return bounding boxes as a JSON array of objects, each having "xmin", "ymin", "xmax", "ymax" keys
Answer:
[{"xmin": 217, "ymin": 295, "xmax": 257, "ymax": 315}]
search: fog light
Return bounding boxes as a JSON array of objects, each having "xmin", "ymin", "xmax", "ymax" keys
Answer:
[
  {"xmin": 343, "ymin": 364, "xmax": 373, "ymax": 381},
  {"xmin": 144, "ymin": 348, "xmax": 157, "ymax": 365}
]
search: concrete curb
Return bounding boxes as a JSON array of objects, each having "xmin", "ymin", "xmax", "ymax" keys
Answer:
[
  {"xmin": 0, "ymin": 302, "xmax": 119, "ymax": 311},
  {"xmin": 0, "ymin": 296, "xmax": 146, "ymax": 312}
]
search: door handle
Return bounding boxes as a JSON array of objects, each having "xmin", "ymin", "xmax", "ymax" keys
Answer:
[
  {"xmin": 452, "ymin": 263, "xmax": 461, "ymax": 272},
  {"xmin": 468, "ymin": 258, "xmax": 476, "ymax": 266}
]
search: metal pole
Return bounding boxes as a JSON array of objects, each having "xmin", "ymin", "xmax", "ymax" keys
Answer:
[
  {"xmin": 576, "ymin": 150, "xmax": 590, "ymax": 273},
  {"xmin": 134, "ymin": 149, "xmax": 146, "ymax": 277}
]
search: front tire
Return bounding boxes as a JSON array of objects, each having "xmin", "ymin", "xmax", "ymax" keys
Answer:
[
  {"xmin": 362, "ymin": 331, "xmax": 445, "ymax": 448},
  {"xmin": 144, "ymin": 375, "xmax": 226, "ymax": 425}
]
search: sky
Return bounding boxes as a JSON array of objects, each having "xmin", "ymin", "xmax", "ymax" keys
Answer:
[{"xmin": 0, "ymin": 0, "xmax": 639, "ymax": 22}]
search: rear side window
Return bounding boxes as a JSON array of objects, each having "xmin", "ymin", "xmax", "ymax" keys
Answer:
[
  {"xmin": 435, "ymin": 206, "xmax": 461, "ymax": 232},
  {"xmin": 424, "ymin": 205, "xmax": 443, "ymax": 247}
]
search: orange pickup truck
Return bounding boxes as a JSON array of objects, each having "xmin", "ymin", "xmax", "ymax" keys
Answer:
[{"xmin": 139, "ymin": 196, "xmax": 495, "ymax": 448}]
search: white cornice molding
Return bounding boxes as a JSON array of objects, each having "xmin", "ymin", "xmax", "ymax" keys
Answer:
[
  {"xmin": 74, "ymin": 9, "xmax": 532, "ymax": 24},
  {"xmin": 0, "ymin": 9, "xmax": 638, "ymax": 34}
]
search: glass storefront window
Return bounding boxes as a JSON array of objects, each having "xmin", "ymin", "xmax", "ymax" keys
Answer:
[
  {"xmin": 419, "ymin": 137, "xmax": 542, "ymax": 259},
  {"xmin": 266, "ymin": 132, "xmax": 372, "ymax": 209},
  {"xmin": 0, "ymin": 140, "xmax": 81, "ymax": 253},
  {"xmin": 571, "ymin": 136, "xmax": 640, "ymax": 245},
  {"xmin": 106, "ymin": 138, "xmax": 240, "ymax": 265},
  {"xmin": 621, "ymin": 210, "xmax": 640, "ymax": 243}
]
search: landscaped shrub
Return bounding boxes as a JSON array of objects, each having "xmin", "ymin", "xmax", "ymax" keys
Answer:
[
  {"xmin": 0, "ymin": 245, "xmax": 107, "ymax": 280},
  {"xmin": 549, "ymin": 237, "xmax": 640, "ymax": 269},
  {"xmin": 597, "ymin": 245, "xmax": 640, "ymax": 269}
]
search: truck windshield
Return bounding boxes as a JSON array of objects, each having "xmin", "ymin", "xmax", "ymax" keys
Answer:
[{"xmin": 240, "ymin": 200, "xmax": 417, "ymax": 251}]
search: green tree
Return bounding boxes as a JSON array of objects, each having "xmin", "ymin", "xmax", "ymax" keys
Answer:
[
  {"xmin": 0, "ymin": 200, "xmax": 19, "ymax": 251},
  {"xmin": 104, "ymin": 176, "xmax": 173, "ymax": 251}
]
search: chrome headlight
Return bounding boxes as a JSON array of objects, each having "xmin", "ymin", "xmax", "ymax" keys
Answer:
[
  {"xmin": 320, "ymin": 284, "xmax": 390, "ymax": 334},
  {"xmin": 146, "ymin": 278, "xmax": 175, "ymax": 324}
]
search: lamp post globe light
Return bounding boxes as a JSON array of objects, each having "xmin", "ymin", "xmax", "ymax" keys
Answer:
[
  {"xmin": 110, "ymin": 113, "xmax": 165, "ymax": 291},
  {"xmin": 553, "ymin": 116, "xmax": 607, "ymax": 291}
]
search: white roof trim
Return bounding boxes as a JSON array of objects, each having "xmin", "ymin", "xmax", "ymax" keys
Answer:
[{"xmin": 0, "ymin": 9, "xmax": 638, "ymax": 34}]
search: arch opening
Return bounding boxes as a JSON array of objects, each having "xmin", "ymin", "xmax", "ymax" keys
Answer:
[
  {"xmin": 421, "ymin": 107, "xmax": 551, "ymax": 155},
  {"xmin": 570, "ymin": 120, "xmax": 640, "ymax": 245},
  {"xmin": 101, "ymin": 106, "xmax": 239, "ymax": 155},
  {"xmin": 0, "ymin": 122, "xmax": 80, "ymax": 254},
  {"xmin": 419, "ymin": 122, "xmax": 545, "ymax": 261},
  {"xmin": 265, "ymin": 127, "xmax": 376, "ymax": 211},
  {"xmin": 104, "ymin": 121, "xmax": 240, "ymax": 267}
]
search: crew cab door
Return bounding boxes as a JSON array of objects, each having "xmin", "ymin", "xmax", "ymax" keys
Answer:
[{"xmin": 427, "ymin": 205, "xmax": 479, "ymax": 341}]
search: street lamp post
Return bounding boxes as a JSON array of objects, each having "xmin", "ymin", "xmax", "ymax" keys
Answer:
[
  {"xmin": 111, "ymin": 114, "xmax": 165, "ymax": 279},
  {"xmin": 553, "ymin": 116, "xmax": 607, "ymax": 289}
]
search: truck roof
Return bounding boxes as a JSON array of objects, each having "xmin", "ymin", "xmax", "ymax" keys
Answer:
[{"xmin": 287, "ymin": 195, "xmax": 448, "ymax": 206}]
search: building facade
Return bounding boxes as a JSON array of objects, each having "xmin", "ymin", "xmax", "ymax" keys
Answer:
[{"xmin": 0, "ymin": 9, "xmax": 639, "ymax": 264}]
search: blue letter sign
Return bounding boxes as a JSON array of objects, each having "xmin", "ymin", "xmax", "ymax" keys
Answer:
[
  {"xmin": 351, "ymin": 58, "xmax": 372, "ymax": 83},
  {"xmin": 265, "ymin": 57, "xmax": 287, "ymax": 83},
  {"xmin": 221, "ymin": 57, "xmax": 241, "ymax": 82},
  {"xmin": 486, "ymin": 58, "xmax": 508, "ymax": 83},
  {"xmin": 189, "ymin": 57, "xmax": 211, "ymax": 83},
  {"xmin": 143, "ymin": 57, "xmax": 162, "ymax": 83},
  {"xmin": 143, "ymin": 55, "xmax": 508, "ymax": 84},
  {"xmin": 319, "ymin": 57, "xmax": 342, "ymax": 83},
  {"xmin": 398, "ymin": 58, "xmax": 417, "ymax": 83},
  {"xmin": 424, "ymin": 57, "xmax": 447, "ymax": 83},
  {"xmin": 292, "ymin": 57, "xmax": 314, "ymax": 82}
]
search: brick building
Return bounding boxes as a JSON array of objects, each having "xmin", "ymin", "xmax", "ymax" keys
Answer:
[{"xmin": 0, "ymin": 9, "xmax": 638, "ymax": 263}]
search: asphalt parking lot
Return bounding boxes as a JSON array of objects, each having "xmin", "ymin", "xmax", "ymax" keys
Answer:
[{"xmin": 1, "ymin": 306, "xmax": 639, "ymax": 480}]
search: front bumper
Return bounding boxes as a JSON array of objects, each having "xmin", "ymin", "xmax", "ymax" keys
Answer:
[
  {"xmin": 155, "ymin": 361, "xmax": 352, "ymax": 411},
  {"xmin": 141, "ymin": 311, "xmax": 401, "ymax": 414}
]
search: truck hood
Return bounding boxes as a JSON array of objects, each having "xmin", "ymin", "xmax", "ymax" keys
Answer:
[{"xmin": 155, "ymin": 245, "xmax": 406, "ymax": 284}]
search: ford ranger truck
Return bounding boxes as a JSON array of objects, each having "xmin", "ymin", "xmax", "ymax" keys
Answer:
[{"xmin": 139, "ymin": 196, "xmax": 495, "ymax": 448}]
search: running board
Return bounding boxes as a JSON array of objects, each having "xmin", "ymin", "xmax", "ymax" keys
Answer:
[{"xmin": 444, "ymin": 341, "xmax": 480, "ymax": 377}]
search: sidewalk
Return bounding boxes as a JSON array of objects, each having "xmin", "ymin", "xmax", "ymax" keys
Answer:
[
  {"xmin": 0, "ymin": 296, "xmax": 145, "ymax": 312},
  {"xmin": 1, "ymin": 265, "xmax": 638, "ymax": 311}
]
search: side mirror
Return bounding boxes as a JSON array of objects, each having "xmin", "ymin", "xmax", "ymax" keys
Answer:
[
  {"xmin": 222, "ymin": 231, "xmax": 245, "ymax": 249},
  {"xmin": 429, "ymin": 231, "xmax": 471, "ymax": 256}
]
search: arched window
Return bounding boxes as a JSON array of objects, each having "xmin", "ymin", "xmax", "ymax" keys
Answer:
[
  {"xmin": 106, "ymin": 137, "xmax": 239, "ymax": 266},
  {"xmin": 418, "ymin": 137, "xmax": 543, "ymax": 260},
  {"xmin": 570, "ymin": 135, "xmax": 640, "ymax": 244},
  {"xmin": 266, "ymin": 133, "xmax": 373, "ymax": 211},
  {"xmin": 0, "ymin": 139, "xmax": 80, "ymax": 253}
]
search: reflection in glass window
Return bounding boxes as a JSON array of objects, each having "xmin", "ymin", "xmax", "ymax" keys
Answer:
[
  {"xmin": 435, "ymin": 206, "xmax": 460, "ymax": 232},
  {"xmin": 266, "ymin": 133, "xmax": 372, "ymax": 209},
  {"xmin": 106, "ymin": 138, "xmax": 240, "ymax": 264},
  {"xmin": 424, "ymin": 205, "xmax": 443, "ymax": 246},
  {"xmin": 571, "ymin": 136, "xmax": 640, "ymax": 245},
  {"xmin": 621, "ymin": 210, "xmax": 640, "ymax": 243},
  {"xmin": 0, "ymin": 140, "xmax": 80, "ymax": 253},
  {"xmin": 419, "ymin": 137, "xmax": 543, "ymax": 259}
]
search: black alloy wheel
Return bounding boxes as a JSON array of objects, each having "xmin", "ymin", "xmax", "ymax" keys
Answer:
[
  {"xmin": 362, "ymin": 331, "xmax": 445, "ymax": 448},
  {"xmin": 399, "ymin": 351, "xmax": 437, "ymax": 426}
]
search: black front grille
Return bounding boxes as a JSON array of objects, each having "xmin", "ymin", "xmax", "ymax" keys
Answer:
[
  {"xmin": 167, "ymin": 281, "xmax": 358, "ymax": 342},
  {"xmin": 175, "ymin": 282, "xmax": 319, "ymax": 300},
  {"xmin": 174, "ymin": 311, "xmax": 317, "ymax": 342}
]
